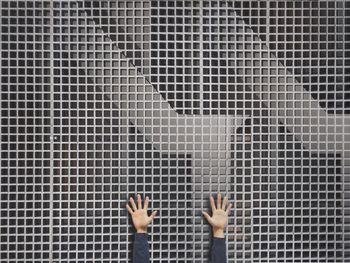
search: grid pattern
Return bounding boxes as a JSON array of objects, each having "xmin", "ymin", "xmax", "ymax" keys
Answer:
[
  {"xmin": 1, "ymin": 0, "xmax": 350, "ymax": 262},
  {"xmin": 0, "ymin": 1, "xmax": 52, "ymax": 261},
  {"xmin": 83, "ymin": 0, "xmax": 151, "ymax": 78},
  {"xmin": 233, "ymin": 117, "xmax": 344, "ymax": 260},
  {"xmin": 51, "ymin": 1, "xmax": 194, "ymax": 261},
  {"xmin": 232, "ymin": 0, "xmax": 350, "ymax": 114}
]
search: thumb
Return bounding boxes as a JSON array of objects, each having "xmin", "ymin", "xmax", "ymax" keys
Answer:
[
  {"xmin": 226, "ymin": 203, "xmax": 233, "ymax": 215},
  {"xmin": 149, "ymin": 210, "xmax": 158, "ymax": 222},
  {"xmin": 202, "ymin": 211, "xmax": 213, "ymax": 225}
]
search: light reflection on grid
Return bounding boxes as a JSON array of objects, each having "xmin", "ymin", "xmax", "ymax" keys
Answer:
[{"xmin": 0, "ymin": 0, "xmax": 349, "ymax": 262}]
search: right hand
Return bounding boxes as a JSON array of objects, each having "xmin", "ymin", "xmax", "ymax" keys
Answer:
[
  {"xmin": 126, "ymin": 194, "xmax": 157, "ymax": 233},
  {"xmin": 202, "ymin": 193, "xmax": 232, "ymax": 238}
]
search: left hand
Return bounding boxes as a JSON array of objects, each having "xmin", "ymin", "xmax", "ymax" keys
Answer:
[
  {"xmin": 126, "ymin": 194, "xmax": 157, "ymax": 234},
  {"xmin": 202, "ymin": 193, "xmax": 233, "ymax": 238}
]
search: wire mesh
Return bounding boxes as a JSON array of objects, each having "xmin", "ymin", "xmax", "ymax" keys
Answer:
[{"xmin": 0, "ymin": 0, "xmax": 349, "ymax": 262}]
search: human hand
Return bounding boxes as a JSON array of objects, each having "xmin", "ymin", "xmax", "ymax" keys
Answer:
[
  {"xmin": 202, "ymin": 193, "xmax": 233, "ymax": 238},
  {"xmin": 126, "ymin": 194, "xmax": 157, "ymax": 234}
]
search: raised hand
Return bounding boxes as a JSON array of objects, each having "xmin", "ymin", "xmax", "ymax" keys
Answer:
[
  {"xmin": 126, "ymin": 194, "xmax": 157, "ymax": 234},
  {"xmin": 202, "ymin": 193, "xmax": 233, "ymax": 238}
]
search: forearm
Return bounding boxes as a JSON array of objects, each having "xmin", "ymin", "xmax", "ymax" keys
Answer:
[
  {"xmin": 133, "ymin": 233, "xmax": 150, "ymax": 263},
  {"xmin": 211, "ymin": 237, "xmax": 227, "ymax": 263}
]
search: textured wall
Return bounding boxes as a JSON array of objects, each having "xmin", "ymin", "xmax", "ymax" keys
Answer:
[{"xmin": 1, "ymin": 0, "xmax": 349, "ymax": 262}]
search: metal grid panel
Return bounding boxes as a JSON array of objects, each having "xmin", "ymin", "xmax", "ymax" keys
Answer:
[
  {"xmin": 51, "ymin": 1, "xmax": 194, "ymax": 261},
  {"xmin": 0, "ymin": 1, "xmax": 52, "ymax": 261},
  {"xmin": 1, "ymin": 0, "xmax": 350, "ymax": 262}
]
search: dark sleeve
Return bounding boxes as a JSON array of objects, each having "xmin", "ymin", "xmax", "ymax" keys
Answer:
[
  {"xmin": 133, "ymin": 233, "xmax": 150, "ymax": 263},
  {"xmin": 211, "ymin": 237, "xmax": 227, "ymax": 263}
]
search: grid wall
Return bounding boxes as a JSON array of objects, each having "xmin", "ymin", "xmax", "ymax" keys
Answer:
[
  {"xmin": 1, "ymin": 0, "xmax": 350, "ymax": 262},
  {"xmin": 1, "ymin": 1, "xmax": 52, "ymax": 261}
]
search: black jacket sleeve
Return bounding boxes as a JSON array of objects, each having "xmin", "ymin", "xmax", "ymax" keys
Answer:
[
  {"xmin": 133, "ymin": 233, "xmax": 150, "ymax": 263},
  {"xmin": 211, "ymin": 237, "xmax": 227, "ymax": 263}
]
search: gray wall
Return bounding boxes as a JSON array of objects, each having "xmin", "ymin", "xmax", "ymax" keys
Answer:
[{"xmin": 1, "ymin": 0, "xmax": 349, "ymax": 262}]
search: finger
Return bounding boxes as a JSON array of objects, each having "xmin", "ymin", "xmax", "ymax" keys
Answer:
[
  {"xmin": 222, "ymin": 196, "xmax": 228, "ymax": 211},
  {"xmin": 217, "ymin": 192, "xmax": 221, "ymax": 210},
  {"xmin": 202, "ymin": 211, "xmax": 213, "ymax": 225},
  {"xmin": 126, "ymin": 204, "xmax": 134, "ymax": 215},
  {"xmin": 226, "ymin": 203, "xmax": 233, "ymax": 215},
  {"xmin": 149, "ymin": 210, "xmax": 157, "ymax": 221},
  {"xmin": 210, "ymin": 196, "xmax": 216, "ymax": 211},
  {"xmin": 202, "ymin": 211, "xmax": 210, "ymax": 221},
  {"xmin": 143, "ymin": 196, "xmax": 149, "ymax": 210},
  {"xmin": 130, "ymin": 197, "xmax": 137, "ymax": 211},
  {"xmin": 137, "ymin": 194, "xmax": 142, "ymax": 209}
]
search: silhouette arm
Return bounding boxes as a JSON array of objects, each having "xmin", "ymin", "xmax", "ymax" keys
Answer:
[
  {"xmin": 211, "ymin": 237, "xmax": 227, "ymax": 263},
  {"xmin": 133, "ymin": 233, "xmax": 150, "ymax": 263}
]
